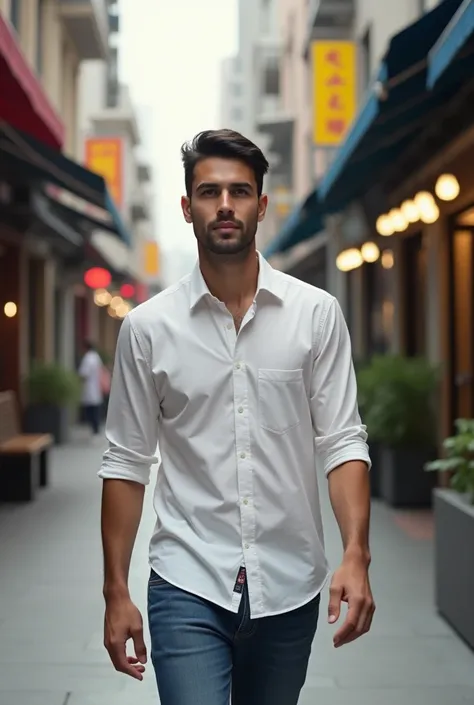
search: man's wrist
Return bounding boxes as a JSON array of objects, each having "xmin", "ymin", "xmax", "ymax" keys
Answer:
[
  {"xmin": 103, "ymin": 581, "xmax": 130, "ymax": 602},
  {"xmin": 343, "ymin": 544, "xmax": 371, "ymax": 567}
]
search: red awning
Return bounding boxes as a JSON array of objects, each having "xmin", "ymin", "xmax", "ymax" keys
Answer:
[{"xmin": 0, "ymin": 15, "xmax": 64, "ymax": 149}]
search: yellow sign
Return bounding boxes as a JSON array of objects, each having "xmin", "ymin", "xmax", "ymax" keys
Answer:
[
  {"xmin": 144, "ymin": 240, "xmax": 160, "ymax": 277},
  {"xmin": 85, "ymin": 137, "xmax": 124, "ymax": 207},
  {"xmin": 312, "ymin": 41, "xmax": 357, "ymax": 146}
]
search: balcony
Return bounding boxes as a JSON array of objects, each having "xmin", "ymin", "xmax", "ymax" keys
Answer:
[{"xmin": 58, "ymin": 0, "xmax": 108, "ymax": 60}]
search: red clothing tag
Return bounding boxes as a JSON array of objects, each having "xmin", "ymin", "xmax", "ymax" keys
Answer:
[{"xmin": 233, "ymin": 566, "xmax": 246, "ymax": 594}]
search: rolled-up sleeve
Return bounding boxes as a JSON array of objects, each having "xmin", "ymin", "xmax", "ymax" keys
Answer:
[
  {"xmin": 310, "ymin": 297, "xmax": 371, "ymax": 477},
  {"xmin": 98, "ymin": 315, "xmax": 160, "ymax": 485}
]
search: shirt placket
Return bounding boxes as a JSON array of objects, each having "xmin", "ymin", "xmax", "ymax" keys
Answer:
[{"xmin": 227, "ymin": 304, "xmax": 263, "ymax": 613}]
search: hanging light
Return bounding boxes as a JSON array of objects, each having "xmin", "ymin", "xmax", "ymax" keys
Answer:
[
  {"xmin": 376, "ymin": 214, "xmax": 394, "ymax": 236},
  {"xmin": 120, "ymin": 283, "xmax": 136, "ymax": 299},
  {"xmin": 94, "ymin": 289, "xmax": 112, "ymax": 307},
  {"xmin": 389, "ymin": 208, "xmax": 408, "ymax": 233},
  {"xmin": 435, "ymin": 173, "xmax": 460, "ymax": 201},
  {"xmin": 361, "ymin": 242, "xmax": 380, "ymax": 263},
  {"xmin": 419, "ymin": 201, "xmax": 440, "ymax": 224},
  {"xmin": 4, "ymin": 301, "xmax": 17, "ymax": 318},
  {"xmin": 115, "ymin": 301, "xmax": 131, "ymax": 319},
  {"xmin": 381, "ymin": 250, "xmax": 394, "ymax": 269},
  {"xmin": 84, "ymin": 267, "xmax": 111, "ymax": 289},
  {"xmin": 401, "ymin": 199, "xmax": 419, "ymax": 223},
  {"xmin": 414, "ymin": 191, "xmax": 435, "ymax": 211},
  {"xmin": 109, "ymin": 295, "xmax": 123, "ymax": 310},
  {"xmin": 336, "ymin": 248, "xmax": 364, "ymax": 272}
]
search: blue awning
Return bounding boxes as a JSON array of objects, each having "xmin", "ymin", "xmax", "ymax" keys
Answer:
[
  {"xmin": 317, "ymin": 0, "xmax": 465, "ymax": 211},
  {"xmin": 0, "ymin": 121, "xmax": 131, "ymax": 246},
  {"xmin": 263, "ymin": 191, "xmax": 324, "ymax": 258},
  {"xmin": 427, "ymin": 0, "xmax": 474, "ymax": 88}
]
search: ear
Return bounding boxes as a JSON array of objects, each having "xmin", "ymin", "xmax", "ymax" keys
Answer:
[
  {"xmin": 181, "ymin": 196, "xmax": 192, "ymax": 224},
  {"xmin": 258, "ymin": 194, "xmax": 268, "ymax": 223}
]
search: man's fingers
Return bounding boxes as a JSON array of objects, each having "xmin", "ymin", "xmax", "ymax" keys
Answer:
[
  {"xmin": 334, "ymin": 597, "xmax": 375, "ymax": 647},
  {"xmin": 328, "ymin": 583, "xmax": 344, "ymax": 624},
  {"xmin": 132, "ymin": 626, "xmax": 148, "ymax": 665},
  {"xmin": 106, "ymin": 640, "xmax": 145, "ymax": 680}
]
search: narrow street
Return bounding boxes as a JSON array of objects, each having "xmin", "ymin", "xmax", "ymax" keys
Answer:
[{"xmin": 0, "ymin": 430, "xmax": 473, "ymax": 705}]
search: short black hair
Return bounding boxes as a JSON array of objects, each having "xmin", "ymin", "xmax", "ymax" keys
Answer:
[{"xmin": 181, "ymin": 129, "xmax": 269, "ymax": 198}]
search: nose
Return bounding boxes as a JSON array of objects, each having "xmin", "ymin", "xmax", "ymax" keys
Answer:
[{"xmin": 217, "ymin": 190, "xmax": 234, "ymax": 217}]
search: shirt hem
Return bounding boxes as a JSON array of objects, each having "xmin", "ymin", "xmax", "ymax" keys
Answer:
[{"xmin": 148, "ymin": 559, "xmax": 332, "ymax": 620}]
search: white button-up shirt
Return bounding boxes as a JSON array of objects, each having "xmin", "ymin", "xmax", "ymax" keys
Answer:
[{"xmin": 98, "ymin": 253, "xmax": 371, "ymax": 618}]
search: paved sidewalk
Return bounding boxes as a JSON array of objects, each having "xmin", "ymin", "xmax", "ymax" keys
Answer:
[{"xmin": 0, "ymin": 429, "xmax": 473, "ymax": 705}]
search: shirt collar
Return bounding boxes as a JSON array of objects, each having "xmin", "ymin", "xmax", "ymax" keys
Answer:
[{"xmin": 189, "ymin": 251, "xmax": 284, "ymax": 311}]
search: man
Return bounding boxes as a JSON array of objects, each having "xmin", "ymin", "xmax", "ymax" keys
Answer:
[
  {"xmin": 78, "ymin": 340, "xmax": 103, "ymax": 436},
  {"xmin": 99, "ymin": 129, "xmax": 374, "ymax": 705}
]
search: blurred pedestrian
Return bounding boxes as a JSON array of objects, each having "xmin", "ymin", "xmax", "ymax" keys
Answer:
[
  {"xmin": 78, "ymin": 340, "xmax": 103, "ymax": 436},
  {"xmin": 99, "ymin": 129, "xmax": 375, "ymax": 704}
]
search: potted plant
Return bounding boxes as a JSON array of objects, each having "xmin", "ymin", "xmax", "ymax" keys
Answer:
[
  {"xmin": 363, "ymin": 355, "xmax": 440, "ymax": 507},
  {"xmin": 425, "ymin": 419, "xmax": 474, "ymax": 650},
  {"xmin": 23, "ymin": 363, "xmax": 81, "ymax": 444},
  {"xmin": 356, "ymin": 359, "xmax": 383, "ymax": 498}
]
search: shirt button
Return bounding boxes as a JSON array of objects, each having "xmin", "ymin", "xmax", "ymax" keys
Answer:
[
  {"xmin": 238, "ymin": 406, "xmax": 244, "ymax": 414},
  {"xmin": 244, "ymin": 543, "xmax": 250, "ymax": 550},
  {"xmin": 226, "ymin": 323, "xmax": 232, "ymax": 330},
  {"xmin": 243, "ymin": 499, "xmax": 249, "ymax": 505},
  {"xmin": 235, "ymin": 362, "xmax": 241, "ymax": 370},
  {"xmin": 240, "ymin": 452, "xmax": 246, "ymax": 459}
]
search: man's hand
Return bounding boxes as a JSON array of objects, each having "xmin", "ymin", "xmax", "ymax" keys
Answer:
[
  {"xmin": 104, "ymin": 595, "xmax": 148, "ymax": 680},
  {"xmin": 328, "ymin": 553, "xmax": 375, "ymax": 648}
]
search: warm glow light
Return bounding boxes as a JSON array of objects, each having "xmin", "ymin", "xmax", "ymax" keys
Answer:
[
  {"xmin": 4, "ymin": 301, "xmax": 17, "ymax": 318},
  {"xmin": 435, "ymin": 173, "xmax": 460, "ymax": 201},
  {"xmin": 115, "ymin": 302, "xmax": 131, "ymax": 319},
  {"xmin": 389, "ymin": 208, "xmax": 408, "ymax": 233},
  {"xmin": 84, "ymin": 267, "xmax": 111, "ymax": 289},
  {"xmin": 110, "ymin": 295, "xmax": 123, "ymax": 310},
  {"xmin": 361, "ymin": 242, "xmax": 380, "ymax": 263},
  {"xmin": 94, "ymin": 288, "xmax": 112, "ymax": 307},
  {"xmin": 401, "ymin": 199, "xmax": 419, "ymax": 223},
  {"xmin": 414, "ymin": 191, "xmax": 435, "ymax": 212},
  {"xmin": 381, "ymin": 250, "xmax": 394, "ymax": 269},
  {"xmin": 420, "ymin": 202, "xmax": 440, "ymax": 224},
  {"xmin": 376, "ymin": 214, "xmax": 394, "ymax": 236},
  {"xmin": 336, "ymin": 248, "xmax": 364, "ymax": 272}
]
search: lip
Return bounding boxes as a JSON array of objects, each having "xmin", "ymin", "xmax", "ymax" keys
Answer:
[{"xmin": 214, "ymin": 222, "xmax": 239, "ymax": 230}]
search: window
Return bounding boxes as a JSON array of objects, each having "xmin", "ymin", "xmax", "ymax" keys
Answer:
[
  {"xmin": 264, "ymin": 60, "xmax": 279, "ymax": 96},
  {"xmin": 10, "ymin": 0, "xmax": 21, "ymax": 32},
  {"xmin": 36, "ymin": 0, "xmax": 44, "ymax": 75},
  {"xmin": 403, "ymin": 233, "xmax": 427, "ymax": 356}
]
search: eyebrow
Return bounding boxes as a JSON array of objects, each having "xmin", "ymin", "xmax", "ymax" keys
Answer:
[{"xmin": 196, "ymin": 181, "xmax": 254, "ymax": 192}]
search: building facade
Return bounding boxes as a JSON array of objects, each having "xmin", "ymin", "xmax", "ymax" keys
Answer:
[{"xmin": 0, "ymin": 0, "xmax": 134, "ymax": 402}]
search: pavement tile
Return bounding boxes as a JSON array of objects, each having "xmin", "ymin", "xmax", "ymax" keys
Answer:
[
  {"xmin": 1, "ymin": 429, "xmax": 474, "ymax": 705},
  {"xmin": 0, "ymin": 693, "xmax": 69, "ymax": 705}
]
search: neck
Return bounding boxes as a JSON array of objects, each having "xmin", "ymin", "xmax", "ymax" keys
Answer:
[{"xmin": 198, "ymin": 244, "xmax": 259, "ymax": 306}]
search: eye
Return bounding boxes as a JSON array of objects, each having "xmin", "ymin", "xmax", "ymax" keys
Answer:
[{"xmin": 233, "ymin": 188, "xmax": 248, "ymax": 196}]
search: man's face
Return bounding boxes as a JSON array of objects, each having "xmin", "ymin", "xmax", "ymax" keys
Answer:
[{"xmin": 181, "ymin": 157, "xmax": 267, "ymax": 256}]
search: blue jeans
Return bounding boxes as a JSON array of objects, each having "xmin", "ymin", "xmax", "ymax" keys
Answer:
[{"xmin": 147, "ymin": 569, "xmax": 320, "ymax": 705}]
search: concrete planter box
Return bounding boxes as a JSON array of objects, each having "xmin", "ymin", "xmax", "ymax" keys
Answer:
[
  {"xmin": 24, "ymin": 404, "xmax": 70, "ymax": 445},
  {"xmin": 434, "ymin": 489, "xmax": 474, "ymax": 651},
  {"xmin": 380, "ymin": 445, "xmax": 437, "ymax": 508}
]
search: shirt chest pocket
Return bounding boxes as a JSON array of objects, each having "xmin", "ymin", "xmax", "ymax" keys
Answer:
[{"xmin": 258, "ymin": 368, "xmax": 305, "ymax": 435}]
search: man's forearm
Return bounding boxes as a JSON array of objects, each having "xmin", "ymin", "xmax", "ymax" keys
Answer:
[
  {"xmin": 328, "ymin": 461, "xmax": 371, "ymax": 564},
  {"xmin": 101, "ymin": 478, "xmax": 145, "ymax": 599}
]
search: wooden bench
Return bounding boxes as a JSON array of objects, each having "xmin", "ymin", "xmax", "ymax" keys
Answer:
[{"xmin": 0, "ymin": 391, "xmax": 53, "ymax": 502}]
